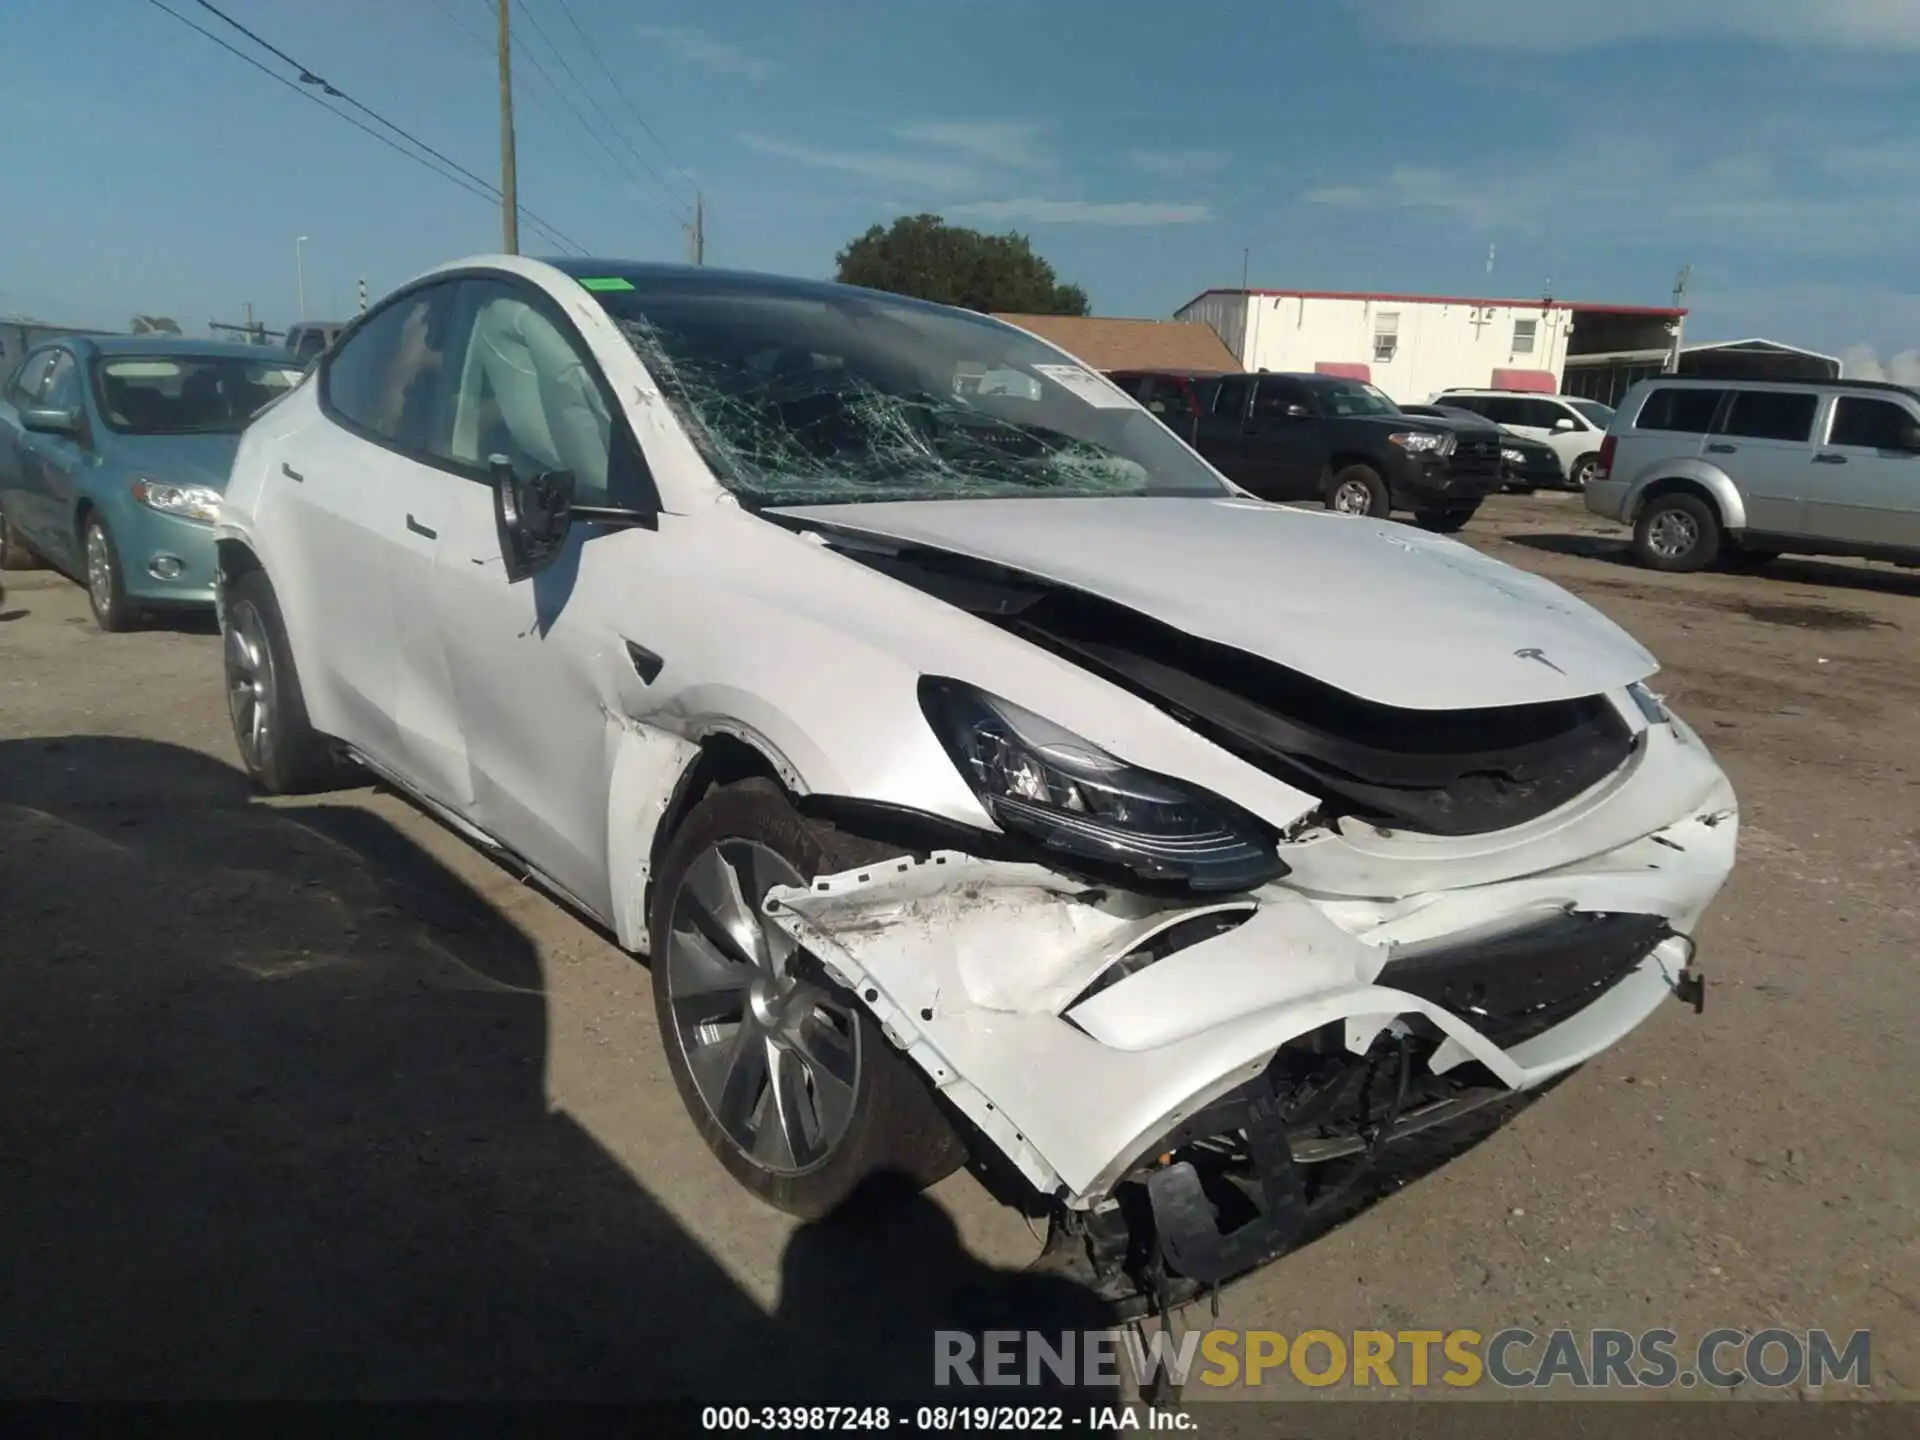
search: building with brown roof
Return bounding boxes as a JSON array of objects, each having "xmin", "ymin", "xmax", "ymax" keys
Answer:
[{"xmin": 993, "ymin": 313, "xmax": 1240, "ymax": 375}]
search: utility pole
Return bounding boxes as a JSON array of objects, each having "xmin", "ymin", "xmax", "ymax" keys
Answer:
[
  {"xmin": 1667, "ymin": 263, "xmax": 1692, "ymax": 374},
  {"xmin": 296, "ymin": 235, "xmax": 308, "ymax": 321},
  {"xmin": 690, "ymin": 192, "xmax": 705, "ymax": 265},
  {"xmin": 497, "ymin": 0, "xmax": 519, "ymax": 254},
  {"xmin": 1240, "ymin": 247, "xmax": 1248, "ymax": 291}
]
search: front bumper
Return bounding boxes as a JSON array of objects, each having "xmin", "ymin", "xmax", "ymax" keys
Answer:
[
  {"xmin": 119, "ymin": 506, "xmax": 217, "ymax": 607},
  {"xmin": 766, "ymin": 742, "xmax": 1736, "ymax": 1214},
  {"xmin": 1389, "ymin": 454, "xmax": 1506, "ymax": 509}
]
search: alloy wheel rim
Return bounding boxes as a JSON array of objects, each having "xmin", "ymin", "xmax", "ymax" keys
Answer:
[
  {"xmin": 1647, "ymin": 510, "xmax": 1698, "ymax": 558},
  {"xmin": 1332, "ymin": 480, "xmax": 1373, "ymax": 514},
  {"xmin": 1574, "ymin": 459, "xmax": 1598, "ymax": 486},
  {"xmin": 85, "ymin": 525, "xmax": 112, "ymax": 612},
  {"xmin": 224, "ymin": 601, "xmax": 275, "ymax": 772},
  {"xmin": 665, "ymin": 839, "xmax": 861, "ymax": 1175}
]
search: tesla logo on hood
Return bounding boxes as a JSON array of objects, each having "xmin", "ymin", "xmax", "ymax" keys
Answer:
[{"xmin": 1514, "ymin": 647, "xmax": 1567, "ymax": 674}]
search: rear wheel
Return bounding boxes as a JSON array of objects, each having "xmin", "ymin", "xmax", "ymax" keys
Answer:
[
  {"xmin": 650, "ymin": 778, "xmax": 964, "ymax": 1218},
  {"xmin": 1326, "ymin": 464, "xmax": 1390, "ymax": 517},
  {"xmin": 1570, "ymin": 453, "xmax": 1601, "ymax": 489},
  {"xmin": 223, "ymin": 569, "xmax": 349, "ymax": 793},
  {"xmin": 1413, "ymin": 504, "xmax": 1479, "ymax": 534},
  {"xmin": 1633, "ymin": 492, "xmax": 1721, "ymax": 572},
  {"xmin": 83, "ymin": 514, "xmax": 136, "ymax": 632}
]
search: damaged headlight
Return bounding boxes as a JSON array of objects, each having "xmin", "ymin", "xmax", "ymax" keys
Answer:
[{"xmin": 919, "ymin": 677, "xmax": 1285, "ymax": 892}]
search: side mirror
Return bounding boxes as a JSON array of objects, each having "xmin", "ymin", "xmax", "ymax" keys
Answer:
[
  {"xmin": 491, "ymin": 457, "xmax": 575, "ymax": 582},
  {"xmin": 1901, "ymin": 423, "xmax": 1920, "ymax": 453},
  {"xmin": 21, "ymin": 406, "xmax": 79, "ymax": 437},
  {"xmin": 1553, "ymin": 416, "xmax": 1577, "ymax": 432},
  {"xmin": 1285, "ymin": 404, "xmax": 1311, "ymax": 419}
]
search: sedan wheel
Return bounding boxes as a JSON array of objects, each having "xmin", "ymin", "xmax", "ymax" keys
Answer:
[
  {"xmin": 83, "ymin": 516, "xmax": 134, "ymax": 631},
  {"xmin": 1570, "ymin": 454, "xmax": 1600, "ymax": 489}
]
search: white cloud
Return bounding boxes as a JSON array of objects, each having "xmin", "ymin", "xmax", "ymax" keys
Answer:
[
  {"xmin": 1130, "ymin": 149, "xmax": 1230, "ymax": 176},
  {"xmin": 635, "ymin": 26, "xmax": 775, "ymax": 81},
  {"xmin": 1342, "ymin": 0, "xmax": 1920, "ymax": 51},
  {"xmin": 1841, "ymin": 345, "xmax": 1920, "ymax": 384},
  {"xmin": 893, "ymin": 122, "xmax": 1050, "ymax": 171},
  {"xmin": 946, "ymin": 198, "xmax": 1212, "ymax": 226},
  {"xmin": 735, "ymin": 134, "xmax": 984, "ymax": 191}
]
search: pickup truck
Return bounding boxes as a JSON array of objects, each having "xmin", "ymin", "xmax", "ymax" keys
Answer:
[{"xmin": 1108, "ymin": 369, "xmax": 1504, "ymax": 530}]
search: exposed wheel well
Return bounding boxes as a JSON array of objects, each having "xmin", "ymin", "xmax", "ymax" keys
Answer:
[
  {"xmin": 216, "ymin": 538, "xmax": 262, "ymax": 592},
  {"xmin": 643, "ymin": 733, "xmax": 787, "ymax": 922},
  {"xmin": 1632, "ymin": 477, "xmax": 1723, "ymax": 525},
  {"xmin": 1330, "ymin": 453, "xmax": 1379, "ymax": 476}
]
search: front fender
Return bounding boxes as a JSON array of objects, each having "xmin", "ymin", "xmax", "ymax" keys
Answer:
[{"xmin": 1621, "ymin": 459, "xmax": 1748, "ymax": 531}]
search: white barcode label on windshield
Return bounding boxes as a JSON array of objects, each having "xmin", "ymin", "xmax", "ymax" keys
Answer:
[{"xmin": 1031, "ymin": 363, "xmax": 1135, "ymax": 408}]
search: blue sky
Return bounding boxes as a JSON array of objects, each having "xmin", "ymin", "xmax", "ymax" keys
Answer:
[{"xmin": 3, "ymin": 0, "xmax": 1916, "ymax": 370}]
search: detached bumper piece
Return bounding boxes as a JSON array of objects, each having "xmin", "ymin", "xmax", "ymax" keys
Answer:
[{"xmin": 1052, "ymin": 911, "xmax": 1678, "ymax": 1314}]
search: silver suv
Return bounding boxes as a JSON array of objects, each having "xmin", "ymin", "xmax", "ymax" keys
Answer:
[{"xmin": 1586, "ymin": 377, "xmax": 1920, "ymax": 572}]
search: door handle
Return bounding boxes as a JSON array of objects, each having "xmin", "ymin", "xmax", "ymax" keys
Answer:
[
  {"xmin": 1706, "ymin": 442, "xmax": 1737, "ymax": 453},
  {"xmin": 1813, "ymin": 453, "xmax": 1848, "ymax": 465},
  {"xmin": 405, "ymin": 513, "xmax": 437, "ymax": 539},
  {"xmin": 281, "ymin": 463, "xmax": 304, "ymax": 482}
]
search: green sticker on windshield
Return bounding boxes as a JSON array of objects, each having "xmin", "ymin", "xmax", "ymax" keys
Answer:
[{"xmin": 578, "ymin": 276, "xmax": 633, "ymax": 292}]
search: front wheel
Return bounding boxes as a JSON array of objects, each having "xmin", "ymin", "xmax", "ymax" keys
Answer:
[
  {"xmin": 1414, "ymin": 504, "xmax": 1479, "ymax": 533},
  {"xmin": 650, "ymin": 778, "xmax": 965, "ymax": 1219},
  {"xmin": 1633, "ymin": 492, "xmax": 1721, "ymax": 572},
  {"xmin": 1326, "ymin": 464, "xmax": 1390, "ymax": 517},
  {"xmin": 223, "ymin": 569, "xmax": 350, "ymax": 793},
  {"xmin": 83, "ymin": 514, "xmax": 136, "ymax": 632}
]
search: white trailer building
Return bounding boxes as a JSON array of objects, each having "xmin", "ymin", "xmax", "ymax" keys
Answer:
[{"xmin": 1173, "ymin": 287, "xmax": 1687, "ymax": 404}]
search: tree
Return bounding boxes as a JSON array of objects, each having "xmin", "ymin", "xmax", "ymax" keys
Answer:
[
  {"xmin": 130, "ymin": 314, "xmax": 182, "ymax": 335},
  {"xmin": 834, "ymin": 214, "xmax": 1090, "ymax": 316}
]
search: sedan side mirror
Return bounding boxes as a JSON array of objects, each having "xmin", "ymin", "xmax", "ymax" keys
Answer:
[
  {"xmin": 491, "ymin": 457, "xmax": 575, "ymax": 582},
  {"xmin": 20, "ymin": 406, "xmax": 79, "ymax": 437},
  {"xmin": 1553, "ymin": 416, "xmax": 1578, "ymax": 432},
  {"xmin": 1285, "ymin": 404, "xmax": 1311, "ymax": 419}
]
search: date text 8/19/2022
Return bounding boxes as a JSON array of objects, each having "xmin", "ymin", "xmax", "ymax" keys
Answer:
[{"xmin": 701, "ymin": 1405, "xmax": 1196, "ymax": 1431}]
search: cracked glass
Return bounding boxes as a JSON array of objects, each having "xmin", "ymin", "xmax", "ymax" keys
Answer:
[{"xmin": 583, "ymin": 271, "xmax": 1233, "ymax": 506}]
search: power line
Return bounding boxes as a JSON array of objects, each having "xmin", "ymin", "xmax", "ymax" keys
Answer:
[
  {"xmin": 513, "ymin": 0, "xmax": 690, "ymax": 231},
  {"xmin": 161, "ymin": 0, "xmax": 587, "ymax": 255},
  {"xmin": 548, "ymin": 0, "xmax": 695, "ymax": 201}
]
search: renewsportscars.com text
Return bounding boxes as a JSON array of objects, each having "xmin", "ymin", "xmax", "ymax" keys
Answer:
[{"xmin": 934, "ymin": 1326, "xmax": 1872, "ymax": 1391}]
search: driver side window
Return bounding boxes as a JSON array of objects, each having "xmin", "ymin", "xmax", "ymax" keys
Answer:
[
  {"xmin": 40, "ymin": 352, "xmax": 81, "ymax": 412},
  {"xmin": 438, "ymin": 278, "xmax": 635, "ymax": 508}
]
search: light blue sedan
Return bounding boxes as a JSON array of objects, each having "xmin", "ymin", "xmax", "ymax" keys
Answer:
[{"xmin": 0, "ymin": 336, "xmax": 304, "ymax": 629}]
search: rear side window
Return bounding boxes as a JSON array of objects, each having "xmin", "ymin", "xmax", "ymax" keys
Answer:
[
  {"xmin": 1252, "ymin": 377, "xmax": 1312, "ymax": 415},
  {"xmin": 1520, "ymin": 398, "xmax": 1575, "ymax": 428},
  {"xmin": 1476, "ymin": 396, "xmax": 1532, "ymax": 426},
  {"xmin": 1829, "ymin": 396, "xmax": 1919, "ymax": 450},
  {"xmin": 1634, "ymin": 387, "xmax": 1726, "ymax": 434},
  {"xmin": 1721, "ymin": 390, "xmax": 1818, "ymax": 443},
  {"xmin": 323, "ymin": 282, "xmax": 460, "ymax": 452},
  {"xmin": 1212, "ymin": 376, "xmax": 1252, "ymax": 419}
]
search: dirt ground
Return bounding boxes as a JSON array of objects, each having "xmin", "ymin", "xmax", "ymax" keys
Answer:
[{"xmin": 1, "ymin": 492, "xmax": 1915, "ymax": 1416}]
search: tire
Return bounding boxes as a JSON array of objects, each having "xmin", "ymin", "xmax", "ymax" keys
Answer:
[
  {"xmin": 1326, "ymin": 464, "xmax": 1390, "ymax": 517},
  {"xmin": 650, "ymin": 778, "xmax": 965, "ymax": 1219},
  {"xmin": 1569, "ymin": 453, "xmax": 1601, "ymax": 489},
  {"xmin": 1414, "ymin": 504, "xmax": 1479, "ymax": 534},
  {"xmin": 1632, "ymin": 491, "xmax": 1721, "ymax": 572},
  {"xmin": 0, "ymin": 505, "xmax": 43, "ymax": 570},
  {"xmin": 82, "ymin": 513, "xmax": 137, "ymax": 632},
  {"xmin": 223, "ymin": 568, "xmax": 348, "ymax": 793}
]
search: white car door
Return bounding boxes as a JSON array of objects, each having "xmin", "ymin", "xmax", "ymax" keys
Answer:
[
  {"xmin": 1807, "ymin": 392, "xmax": 1920, "ymax": 548},
  {"xmin": 305, "ymin": 280, "xmax": 472, "ymax": 801},
  {"xmin": 422, "ymin": 274, "xmax": 665, "ymax": 918}
]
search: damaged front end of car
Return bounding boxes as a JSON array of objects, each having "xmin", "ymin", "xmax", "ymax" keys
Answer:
[{"xmin": 740, "ymin": 517, "xmax": 1738, "ymax": 1315}]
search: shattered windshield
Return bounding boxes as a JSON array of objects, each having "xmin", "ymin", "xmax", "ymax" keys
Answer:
[{"xmin": 584, "ymin": 273, "xmax": 1231, "ymax": 505}]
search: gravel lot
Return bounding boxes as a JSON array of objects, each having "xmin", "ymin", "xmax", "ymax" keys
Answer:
[{"xmin": 1, "ymin": 492, "xmax": 1914, "ymax": 1414}]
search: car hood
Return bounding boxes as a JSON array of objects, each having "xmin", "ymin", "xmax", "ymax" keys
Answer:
[
  {"xmin": 766, "ymin": 496, "xmax": 1658, "ymax": 711},
  {"xmin": 108, "ymin": 432, "xmax": 244, "ymax": 489}
]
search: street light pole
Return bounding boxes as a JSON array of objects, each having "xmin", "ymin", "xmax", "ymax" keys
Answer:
[{"xmin": 296, "ymin": 235, "xmax": 309, "ymax": 321}]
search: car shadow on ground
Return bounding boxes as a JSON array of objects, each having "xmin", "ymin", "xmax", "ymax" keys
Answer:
[
  {"xmin": 0, "ymin": 736, "xmax": 1120, "ymax": 1409},
  {"xmin": 1506, "ymin": 532, "xmax": 1920, "ymax": 599}
]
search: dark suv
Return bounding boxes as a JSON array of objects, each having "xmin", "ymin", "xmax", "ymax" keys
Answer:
[{"xmin": 1110, "ymin": 370, "xmax": 1504, "ymax": 530}]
